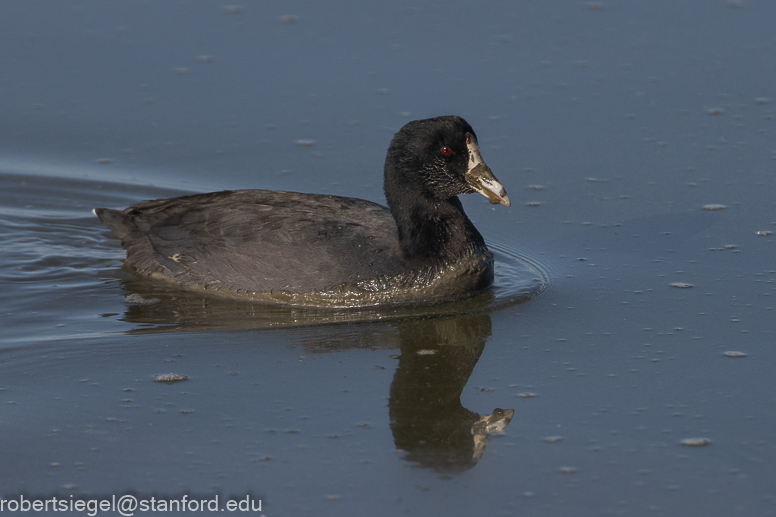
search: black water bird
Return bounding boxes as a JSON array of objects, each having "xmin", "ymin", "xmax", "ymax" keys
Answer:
[{"xmin": 94, "ymin": 116, "xmax": 510, "ymax": 306}]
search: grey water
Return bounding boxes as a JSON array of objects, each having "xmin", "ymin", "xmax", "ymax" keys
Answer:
[{"xmin": 1, "ymin": 1, "xmax": 775, "ymax": 516}]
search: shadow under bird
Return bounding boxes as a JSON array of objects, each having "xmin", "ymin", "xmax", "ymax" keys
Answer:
[{"xmin": 94, "ymin": 116, "xmax": 510, "ymax": 307}]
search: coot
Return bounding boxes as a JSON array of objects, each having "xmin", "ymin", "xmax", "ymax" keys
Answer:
[{"xmin": 95, "ymin": 116, "xmax": 510, "ymax": 306}]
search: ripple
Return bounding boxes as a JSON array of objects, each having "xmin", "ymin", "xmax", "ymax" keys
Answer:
[
  {"xmin": 117, "ymin": 240, "xmax": 549, "ymax": 333},
  {"xmin": 0, "ymin": 170, "xmax": 550, "ymax": 336}
]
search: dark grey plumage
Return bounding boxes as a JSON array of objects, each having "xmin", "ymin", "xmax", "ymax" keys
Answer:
[{"xmin": 94, "ymin": 116, "xmax": 510, "ymax": 305}]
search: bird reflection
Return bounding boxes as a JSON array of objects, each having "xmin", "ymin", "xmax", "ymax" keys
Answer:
[
  {"xmin": 116, "ymin": 276, "xmax": 515, "ymax": 472},
  {"xmin": 389, "ymin": 314, "xmax": 514, "ymax": 473}
]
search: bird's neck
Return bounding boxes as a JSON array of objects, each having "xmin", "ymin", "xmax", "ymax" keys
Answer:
[{"xmin": 388, "ymin": 192, "xmax": 487, "ymax": 265}]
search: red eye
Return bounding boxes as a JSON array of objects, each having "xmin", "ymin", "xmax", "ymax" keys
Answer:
[{"xmin": 441, "ymin": 147, "xmax": 454, "ymax": 156}]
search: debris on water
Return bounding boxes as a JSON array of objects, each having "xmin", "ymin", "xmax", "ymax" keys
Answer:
[
  {"xmin": 198, "ymin": 55, "xmax": 213, "ymax": 64},
  {"xmin": 755, "ymin": 97, "xmax": 770, "ymax": 104},
  {"xmin": 280, "ymin": 15, "xmax": 298, "ymax": 24},
  {"xmin": 516, "ymin": 392, "xmax": 536, "ymax": 398},
  {"xmin": 124, "ymin": 293, "xmax": 160, "ymax": 305},
  {"xmin": 223, "ymin": 5, "xmax": 242, "ymax": 15},
  {"xmin": 96, "ymin": 158, "xmax": 112, "ymax": 164},
  {"xmin": 173, "ymin": 67, "xmax": 190, "ymax": 75},
  {"xmin": 560, "ymin": 466, "xmax": 578, "ymax": 473},
  {"xmin": 527, "ymin": 201, "xmax": 541, "ymax": 207},
  {"xmin": 756, "ymin": 231, "xmax": 772, "ymax": 236},
  {"xmin": 545, "ymin": 436, "xmax": 563, "ymax": 443},
  {"xmin": 671, "ymin": 282, "xmax": 694, "ymax": 288},
  {"xmin": 723, "ymin": 351, "xmax": 747, "ymax": 358},
  {"xmin": 681, "ymin": 437, "xmax": 710, "ymax": 447},
  {"xmin": 528, "ymin": 184, "xmax": 544, "ymax": 191},
  {"xmin": 707, "ymin": 108, "xmax": 724, "ymax": 115},
  {"xmin": 703, "ymin": 204, "xmax": 727, "ymax": 211},
  {"xmin": 295, "ymin": 139, "xmax": 315, "ymax": 146},
  {"xmin": 154, "ymin": 373, "xmax": 188, "ymax": 383},
  {"xmin": 416, "ymin": 349, "xmax": 437, "ymax": 355}
]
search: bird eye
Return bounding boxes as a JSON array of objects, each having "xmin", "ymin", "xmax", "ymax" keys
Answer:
[{"xmin": 441, "ymin": 147, "xmax": 454, "ymax": 156}]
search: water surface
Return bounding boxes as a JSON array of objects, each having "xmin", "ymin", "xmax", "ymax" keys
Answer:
[{"xmin": 1, "ymin": 1, "xmax": 775, "ymax": 516}]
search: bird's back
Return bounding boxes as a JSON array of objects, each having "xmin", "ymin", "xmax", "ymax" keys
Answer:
[{"xmin": 95, "ymin": 189, "xmax": 409, "ymax": 296}]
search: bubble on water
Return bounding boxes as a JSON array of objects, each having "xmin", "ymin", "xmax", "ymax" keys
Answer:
[
  {"xmin": 560, "ymin": 466, "xmax": 578, "ymax": 473},
  {"xmin": 681, "ymin": 437, "xmax": 710, "ymax": 446},
  {"xmin": 416, "ymin": 349, "xmax": 437, "ymax": 356},
  {"xmin": 124, "ymin": 293, "xmax": 159, "ymax": 305},
  {"xmin": 545, "ymin": 436, "xmax": 563, "ymax": 443},
  {"xmin": 154, "ymin": 373, "xmax": 188, "ymax": 383},
  {"xmin": 756, "ymin": 231, "xmax": 772, "ymax": 236},
  {"xmin": 707, "ymin": 108, "xmax": 724, "ymax": 115},
  {"xmin": 516, "ymin": 392, "xmax": 535, "ymax": 398},
  {"xmin": 295, "ymin": 140, "xmax": 315, "ymax": 147},
  {"xmin": 723, "ymin": 351, "xmax": 747, "ymax": 358},
  {"xmin": 527, "ymin": 201, "xmax": 541, "ymax": 207},
  {"xmin": 703, "ymin": 204, "xmax": 727, "ymax": 211},
  {"xmin": 671, "ymin": 282, "xmax": 694, "ymax": 288}
]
